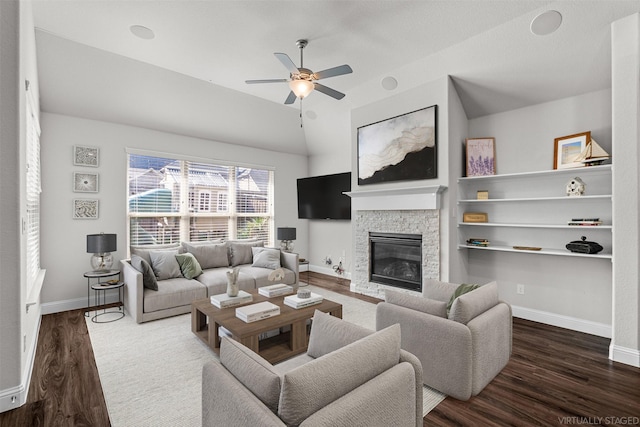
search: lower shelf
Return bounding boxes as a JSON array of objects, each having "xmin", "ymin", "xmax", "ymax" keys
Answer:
[{"xmin": 458, "ymin": 244, "xmax": 612, "ymax": 259}]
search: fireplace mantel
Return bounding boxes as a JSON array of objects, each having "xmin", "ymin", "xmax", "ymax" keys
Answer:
[{"xmin": 345, "ymin": 185, "xmax": 446, "ymax": 211}]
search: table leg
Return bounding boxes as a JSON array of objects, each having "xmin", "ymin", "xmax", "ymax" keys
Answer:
[
  {"xmin": 290, "ymin": 319, "xmax": 308, "ymax": 352},
  {"xmin": 238, "ymin": 335, "xmax": 259, "ymax": 354}
]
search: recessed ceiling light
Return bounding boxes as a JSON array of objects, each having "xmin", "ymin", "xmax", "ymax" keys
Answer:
[
  {"xmin": 381, "ymin": 76, "xmax": 398, "ymax": 91},
  {"xmin": 130, "ymin": 25, "xmax": 155, "ymax": 40},
  {"xmin": 530, "ymin": 10, "xmax": 562, "ymax": 36},
  {"xmin": 305, "ymin": 110, "xmax": 317, "ymax": 120}
]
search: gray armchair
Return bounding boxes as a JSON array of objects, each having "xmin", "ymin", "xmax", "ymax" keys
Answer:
[
  {"xmin": 376, "ymin": 280, "xmax": 511, "ymax": 401},
  {"xmin": 203, "ymin": 310, "xmax": 424, "ymax": 427}
]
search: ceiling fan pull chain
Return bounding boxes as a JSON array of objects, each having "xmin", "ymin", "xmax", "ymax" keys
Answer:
[{"xmin": 299, "ymin": 102, "xmax": 303, "ymax": 128}]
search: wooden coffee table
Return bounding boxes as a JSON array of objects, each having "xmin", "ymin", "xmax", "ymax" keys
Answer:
[{"xmin": 191, "ymin": 290, "xmax": 342, "ymax": 364}]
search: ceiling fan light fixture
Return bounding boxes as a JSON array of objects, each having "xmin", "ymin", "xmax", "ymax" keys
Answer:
[{"xmin": 289, "ymin": 79, "xmax": 314, "ymax": 99}]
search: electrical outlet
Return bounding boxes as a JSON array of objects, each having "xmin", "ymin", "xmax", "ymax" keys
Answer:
[{"xmin": 517, "ymin": 284, "xmax": 525, "ymax": 295}]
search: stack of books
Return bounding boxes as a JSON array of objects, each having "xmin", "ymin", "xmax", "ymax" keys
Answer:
[
  {"xmin": 567, "ymin": 218, "xmax": 602, "ymax": 226},
  {"xmin": 466, "ymin": 238, "xmax": 490, "ymax": 247},
  {"xmin": 210, "ymin": 290, "xmax": 253, "ymax": 308},
  {"xmin": 284, "ymin": 292, "xmax": 323, "ymax": 309},
  {"xmin": 235, "ymin": 301, "xmax": 280, "ymax": 323},
  {"xmin": 258, "ymin": 283, "xmax": 294, "ymax": 297}
]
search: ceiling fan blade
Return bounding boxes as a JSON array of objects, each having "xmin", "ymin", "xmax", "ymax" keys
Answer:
[
  {"xmin": 245, "ymin": 79, "xmax": 289, "ymax": 84},
  {"xmin": 284, "ymin": 91, "xmax": 297, "ymax": 105},
  {"xmin": 314, "ymin": 64, "xmax": 353, "ymax": 80},
  {"xmin": 274, "ymin": 53, "xmax": 300, "ymax": 75},
  {"xmin": 314, "ymin": 83, "xmax": 345, "ymax": 100}
]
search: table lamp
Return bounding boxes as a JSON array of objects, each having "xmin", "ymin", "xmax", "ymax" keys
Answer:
[
  {"xmin": 87, "ymin": 233, "xmax": 117, "ymax": 272},
  {"xmin": 277, "ymin": 227, "xmax": 296, "ymax": 253}
]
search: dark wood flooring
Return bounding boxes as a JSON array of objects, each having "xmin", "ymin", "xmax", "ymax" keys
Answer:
[{"xmin": 2, "ymin": 272, "xmax": 639, "ymax": 426}]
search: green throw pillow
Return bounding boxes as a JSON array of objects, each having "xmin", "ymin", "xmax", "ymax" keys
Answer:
[
  {"xmin": 446, "ymin": 283, "xmax": 480, "ymax": 316},
  {"xmin": 175, "ymin": 253, "xmax": 203, "ymax": 279}
]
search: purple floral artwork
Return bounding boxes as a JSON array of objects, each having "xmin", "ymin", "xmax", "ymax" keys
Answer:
[{"xmin": 466, "ymin": 138, "xmax": 495, "ymax": 177}]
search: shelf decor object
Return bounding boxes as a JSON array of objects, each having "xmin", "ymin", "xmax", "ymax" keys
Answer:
[
  {"xmin": 357, "ymin": 104, "xmax": 437, "ymax": 185},
  {"xmin": 553, "ymin": 131, "xmax": 590, "ymax": 169},
  {"xmin": 574, "ymin": 138, "xmax": 610, "ymax": 166},
  {"xmin": 565, "ymin": 177, "xmax": 585, "ymax": 196},
  {"xmin": 463, "ymin": 212, "xmax": 488, "ymax": 223},
  {"xmin": 73, "ymin": 145, "xmax": 100, "ymax": 167},
  {"xmin": 73, "ymin": 199, "xmax": 99, "ymax": 219},
  {"xmin": 465, "ymin": 137, "xmax": 496, "ymax": 177},
  {"xmin": 73, "ymin": 172, "xmax": 99, "ymax": 193}
]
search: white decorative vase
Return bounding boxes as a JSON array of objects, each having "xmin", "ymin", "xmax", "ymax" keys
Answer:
[{"xmin": 226, "ymin": 267, "xmax": 240, "ymax": 297}]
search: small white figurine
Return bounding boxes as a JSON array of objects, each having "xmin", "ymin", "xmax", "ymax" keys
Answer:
[{"xmin": 566, "ymin": 177, "xmax": 586, "ymax": 196}]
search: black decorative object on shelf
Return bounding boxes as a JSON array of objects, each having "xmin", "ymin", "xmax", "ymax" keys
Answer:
[{"xmin": 566, "ymin": 236, "xmax": 603, "ymax": 254}]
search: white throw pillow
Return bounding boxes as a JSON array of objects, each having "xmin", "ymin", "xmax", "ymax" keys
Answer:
[
  {"xmin": 149, "ymin": 250, "xmax": 183, "ymax": 280},
  {"xmin": 251, "ymin": 247, "xmax": 281, "ymax": 270}
]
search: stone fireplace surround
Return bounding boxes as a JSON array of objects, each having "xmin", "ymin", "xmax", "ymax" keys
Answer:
[{"xmin": 347, "ymin": 186, "xmax": 444, "ymax": 299}]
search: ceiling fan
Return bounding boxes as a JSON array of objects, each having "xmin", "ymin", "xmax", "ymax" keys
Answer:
[{"xmin": 246, "ymin": 39, "xmax": 353, "ymax": 104}]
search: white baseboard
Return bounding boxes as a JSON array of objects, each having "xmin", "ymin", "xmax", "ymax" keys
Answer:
[
  {"xmin": 609, "ymin": 344, "xmax": 640, "ymax": 368},
  {"xmin": 511, "ymin": 305, "xmax": 612, "ymax": 338},
  {"xmin": 41, "ymin": 291, "xmax": 120, "ymax": 315},
  {"xmin": 0, "ymin": 309, "xmax": 41, "ymax": 413},
  {"xmin": 308, "ymin": 264, "xmax": 351, "ymax": 281}
]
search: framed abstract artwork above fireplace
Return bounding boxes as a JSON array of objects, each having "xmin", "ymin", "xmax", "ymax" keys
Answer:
[{"xmin": 357, "ymin": 105, "xmax": 437, "ymax": 185}]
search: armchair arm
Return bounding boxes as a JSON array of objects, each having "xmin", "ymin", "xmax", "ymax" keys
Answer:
[
  {"xmin": 202, "ymin": 361, "xmax": 284, "ymax": 427},
  {"xmin": 376, "ymin": 302, "xmax": 474, "ymax": 400},
  {"xmin": 121, "ymin": 259, "xmax": 144, "ymax": 324},
  {"xmin": 280, "ymin": 251, "xmax": 299, "ymax": 284},
  {"xmin": 399, "ymin": 350, "xmax": 423, "ymax": 427}
]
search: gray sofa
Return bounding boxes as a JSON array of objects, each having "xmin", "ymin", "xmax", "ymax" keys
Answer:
[
  {"xmin": 203, "ymin": 310, "xmax": 423, "ymax": 427},
  {"xmin": 121, "ymin": 240, "xmax": 299, "ymax": 323},
  {"xmin": 376, "ymin": 280, "xmax": 512, "ymax": 401}
]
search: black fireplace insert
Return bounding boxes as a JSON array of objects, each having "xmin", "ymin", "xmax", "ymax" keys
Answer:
[{"xmin": 369, "ymin": 232, "xmax": 422, "ymax": 292}]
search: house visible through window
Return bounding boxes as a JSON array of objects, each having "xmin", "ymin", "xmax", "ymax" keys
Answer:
[{"xmin": 127, "ymin": 153, "xmax": 274, "ymax": 246}]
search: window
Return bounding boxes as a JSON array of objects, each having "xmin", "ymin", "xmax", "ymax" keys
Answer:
[
  {"xmin": 26, "ymin": 82, "xmax": 43, "ymax": 299},
  {"xmin": 127, "ymin": 153, "xmax": 274, "ymax": 246}
]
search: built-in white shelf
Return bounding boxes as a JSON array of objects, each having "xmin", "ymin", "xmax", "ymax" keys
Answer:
[
  {"xmin": 458, "ymin": 222, "xmax": 612, "ymax": 229},
  {"xmin": 458, "ymin": 195, "xmax": 612, "ymax": 203},
  {"xmin": 457, "ymin": 164, "xmax": 612, "ymax": 183},
  {"xmin": 457, "ymin": 244, "xmax": 612, "ymax": 259}
]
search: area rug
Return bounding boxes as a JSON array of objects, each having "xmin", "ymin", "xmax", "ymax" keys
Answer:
[{"xmin": 87, "ymin": 285, "xmax": 446, "ymax": 427}]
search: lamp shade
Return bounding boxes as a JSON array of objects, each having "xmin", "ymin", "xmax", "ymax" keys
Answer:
[
  {"xmin": 277, "ymin": 227, "xmax": 296, "ymax": 241},
  {"xmin": 87, "ymin": 233, "xmax": 117, "ymax": 254}
]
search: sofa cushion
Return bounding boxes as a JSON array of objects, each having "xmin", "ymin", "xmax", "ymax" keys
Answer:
[
  {"xmin": 449, "ymin": 281, "xmax": 499, "ymax": 324},
  {"xmin": 238, "ymin": 265, "xmax": 296, "ymax": 288},
  {"xmin": 278, "ymin": 323, "xmax": 401, "ymax": 426},
  {"xmin": 130, "ymin": 255, "xmax": 158, "ymax": 291},
  {"xmin": 182, "ymin": 241, "xmax": 229, "ymax": 269},
  {"xmin": 446, "ymin": 283, "xmax": 480, "ymax": 316},
  {"xmin": 251, "ymin": 247, "xmax": 281, "ymax": 270},
  {"xmin": 220, "ymin": 337, "xmax": 281, "ymax": 413},
  {"xmin": 385, "ymin": 289, "xmax": 447, "ymax": 318},
  {"xmin": 175, "ymin": 252, "xmax": 203, "ymax": 279},
  {"xmin": 130, "ymin": 243, "xmax": 182, "ymax": 265},
  {"xmin": 149, "ymin": 250, "xmax": 183, "ymax": 280},
  {"xmin": 196, "ymin": 269, "xmax": 256, "ymax": 297},
  {"xmin": 422, "ymin": 279, "xmax": 459, "ymax": 302},
  {"xmin": 307, "ymin": 310, "xmax": 373, "ymax": 358},
  {"xmin": 228, "ymin": 240, "xmax": 264, "ymax": 266},
  {"xmin": 143, "ymin": 277, "xmax": 207, "ymax": 313}
]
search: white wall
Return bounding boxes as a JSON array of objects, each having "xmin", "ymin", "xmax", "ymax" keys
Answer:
[
  {"xmin": 39, "ymin": 113, "xmax": 307, "ymax": 311},
  {"xmin": 610, "ymin": 13, "xmax": 640, "ymax": 367},
  {"xmin": 465, "ymin": 89, "xmax": 613, "ymax": 334},
  {"xmin": 0, "ymin": 0, "xmax": 42, "ymax": 413}
]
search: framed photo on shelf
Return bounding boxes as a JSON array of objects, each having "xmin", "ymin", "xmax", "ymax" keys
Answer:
[
  {"xmin": 73, "ymin": 172, "xmax": 99, "ymax": 193},
  {"xmin": 465, "ymin": 137, "xmax": 496, "ymax": 176},
  {"xmin": 73, "ymin": 199, "xmax": 99, "ymax": 219},
  {"xmin": 553, "ymin": 131, "xmax": 590, "ymax": 169},
  {"xmin": 73, "ymin": 145, "xmax": 99, "ymax": 167}
]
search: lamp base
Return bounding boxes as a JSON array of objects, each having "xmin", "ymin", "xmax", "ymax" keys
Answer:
[
  {"xmin": 91, "ymin": 252, "xmax": 114, "ymax": 272},
  {"xmin": 280, "ymin": 240, "xmax": 294, "ymax": 253}
]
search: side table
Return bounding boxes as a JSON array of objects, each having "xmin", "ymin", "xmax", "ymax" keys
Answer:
[{"xmin": 84, "ymin": 270, "xmax": 125, "ymax": 323}]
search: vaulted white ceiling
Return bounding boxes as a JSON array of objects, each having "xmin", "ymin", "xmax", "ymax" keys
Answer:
[{"xmin": 32, "ymin": 1, "xmax": 640, "ymax": 156}]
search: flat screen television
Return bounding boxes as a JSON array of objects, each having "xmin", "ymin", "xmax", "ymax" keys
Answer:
[{"xmin": 297, "ymin": 172, "xmax": 351, "ymax": 220}]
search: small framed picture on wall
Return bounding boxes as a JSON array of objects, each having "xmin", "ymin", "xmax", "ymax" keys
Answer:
[
  {"xmin": 553, "ymin": 131, "xmax": 590, "ymax": 169},
  {"xmin": 73, "ymin": 172, "xmax": 99, "ymax": 193},
  {"xmin": 465, "ymin": 137, "xmax": 496, "ymax": 177},
  {"xmin": 73, "ymin": 199, "xmax": 99, "ymax": 219},
  {"xmin": 73, "ymin": 145, "xmax": 99, "ymax": 167}
]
